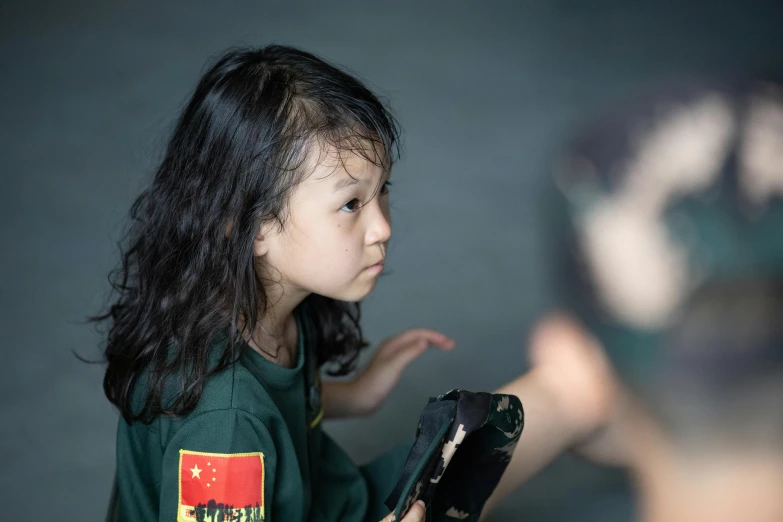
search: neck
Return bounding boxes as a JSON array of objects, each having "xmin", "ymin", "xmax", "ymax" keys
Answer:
[
  {"xmin": 258, "ymin": 274, "xmax": 309, "ymax": 336},
  {"xmin": 247, "ymin": 266, "xmax": 310, "ymax": 367}
]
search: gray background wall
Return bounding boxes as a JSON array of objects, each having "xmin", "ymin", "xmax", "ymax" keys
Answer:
[{"xmin": 2, "ymin": 1, "xmax": 782, "ymax": 519}]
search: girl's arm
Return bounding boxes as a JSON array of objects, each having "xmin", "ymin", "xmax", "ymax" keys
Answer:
[
  {"xmin": 322, "ymin": 329, "xmax": 455, "ymax": 419},
  {"xmin": 322, "ymin": 380, "xmax": 374, "ymax": 418}
]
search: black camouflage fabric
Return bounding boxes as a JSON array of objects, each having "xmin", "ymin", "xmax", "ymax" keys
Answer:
[{"xmin": 384, "ymin": 390, "xmax": 524, "ymax": 522}]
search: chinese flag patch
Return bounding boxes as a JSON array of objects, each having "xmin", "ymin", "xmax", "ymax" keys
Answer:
[{"xmin": 178, "ymin": 449, "xmax": 265, "ymax": 522}]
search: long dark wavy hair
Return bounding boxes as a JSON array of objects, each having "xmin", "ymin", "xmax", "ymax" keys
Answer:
[{"xmin": 92, "ymin": 45, "xmax": 400, "ymax": 424}]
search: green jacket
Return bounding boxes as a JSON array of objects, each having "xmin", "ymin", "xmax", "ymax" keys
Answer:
[{"xmin": 108, "ymin": 312, "xmax": 369, "ymax": 522}]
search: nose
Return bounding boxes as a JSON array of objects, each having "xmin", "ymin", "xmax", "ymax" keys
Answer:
[{"xmin": 365, "ymin": 199, "xmax": 392, "ymax": 246}]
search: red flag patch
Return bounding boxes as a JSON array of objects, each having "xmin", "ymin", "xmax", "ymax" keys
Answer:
[{"xmin": 178, "ymin": 449, "xmax": 265, "ymax": 522}]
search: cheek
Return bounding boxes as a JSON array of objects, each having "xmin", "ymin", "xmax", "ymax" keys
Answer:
[
  {"xmin": 272, "ymin": 217, "xmax": 322, "ymax": 267},
  {"xmin": 334, "ymin": 220, "xmax": 366, "ymax": 255},
  {"xmin": 305, "ymin": 217, "xmax": 363, "ymax": 264},
  {"xmin": 273, "ymin": 213, "xmax": 366, "ymax": 277},
  {"xmin": 309, "ymin": 225, "xmax": 365, "ymax": 287}
]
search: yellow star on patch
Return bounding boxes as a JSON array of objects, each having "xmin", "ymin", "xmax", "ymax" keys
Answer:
[{"xmin": 190, "ymin": 464, "xmax": 202, "ymax": 479}]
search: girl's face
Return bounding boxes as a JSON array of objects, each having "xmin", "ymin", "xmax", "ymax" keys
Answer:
[{"xmin": 258, "ymin": 145, "xmax": 392, "ymax": 303}]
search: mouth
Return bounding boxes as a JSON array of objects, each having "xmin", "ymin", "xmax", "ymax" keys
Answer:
[{"xmin": 365, "ymin": 259, "xmax": 385, "ymax": 272}]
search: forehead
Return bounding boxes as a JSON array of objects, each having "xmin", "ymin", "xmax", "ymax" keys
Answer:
[{"xmin": 302, "ymin": 140, "xmax": 388, "ymax": 188}]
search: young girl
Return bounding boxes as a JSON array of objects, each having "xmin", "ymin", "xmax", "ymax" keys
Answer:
[{"xmin": 97, "ymin": 45, "xmax": 614, "ymax": 522}]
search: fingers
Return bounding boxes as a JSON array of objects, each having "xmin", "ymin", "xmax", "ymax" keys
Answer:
[
  {"xmin": 384, "ymin": 329, "xmax": 456, "ymax": 351},
  {"xmin": 379, "ymin": 342, "xmax": 428, "ymax": 376},
  {"xmin": 372, "ymin": 329, "xmax": 455, "ymax": 379},
  {"xmin": 399, "ymin": 501, "xmax": 426, "ymax": 522}
]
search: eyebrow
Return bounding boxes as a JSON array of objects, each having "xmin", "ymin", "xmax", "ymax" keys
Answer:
[
  {"xmin": 332, "ymin": 171, "xmax": 392, "ymax": 193},
  {"xmin": 333, "ymin": 177, "xmax": 362, "ymax": 193}
]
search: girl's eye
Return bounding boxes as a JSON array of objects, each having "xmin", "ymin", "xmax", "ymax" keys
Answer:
[
  {"xmin": 341, "ymin": 198, "xmax": 361, "ymax": 213},
  {"xmin": 341, "ymin": 182, "xmax": 391, "ymax": 212}
]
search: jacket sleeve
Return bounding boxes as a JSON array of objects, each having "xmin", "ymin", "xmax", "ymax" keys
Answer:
[{"xmin": 158, "ymin": 408, "xmax": 279, "ymax": 522}]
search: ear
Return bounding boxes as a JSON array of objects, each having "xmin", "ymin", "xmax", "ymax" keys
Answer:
[
  {"xmin": 253, "ymin": 220, "xmax": 275, "ymax": 258},
  {"xmin": 253, "ymin": 231, "xmax": 269, "ymax": 258}
]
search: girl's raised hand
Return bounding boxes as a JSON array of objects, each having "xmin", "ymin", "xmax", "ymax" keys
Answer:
[{"xmin": 357, "ymin": 328, "xmax": 455, "ymax": 414}]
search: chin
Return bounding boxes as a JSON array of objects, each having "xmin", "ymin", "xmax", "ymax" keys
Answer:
[
  {"xmin": 330, "ymin": 281, "xmax": 379, "ymax": 303},
  {"xmin": 345, "ymin": 287, "xmax": 378, "ymax": 302}
]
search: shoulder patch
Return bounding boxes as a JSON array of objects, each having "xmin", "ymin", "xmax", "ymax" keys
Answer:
[{"xmin": 178, "ymin": 449, "xmax": 265, "ymax": 521}]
